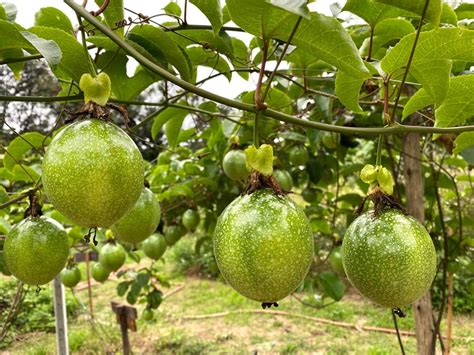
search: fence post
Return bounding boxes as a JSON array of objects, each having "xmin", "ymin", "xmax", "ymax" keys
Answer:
[{"xmin": 53, "ymin": 275, "xmax": 69, "ymax": 355}]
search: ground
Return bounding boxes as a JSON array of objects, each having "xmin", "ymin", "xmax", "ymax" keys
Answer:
[{"xmin": 2, "ymin": 271, "xmax": 473, "ymax": 354}]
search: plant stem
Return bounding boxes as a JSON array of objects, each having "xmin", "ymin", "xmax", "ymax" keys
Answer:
[
  {"xmin": 390, "ymin": 0, "xmax": 431, "ymax": 121},
  {"xmin": 375, "ymin": 136, "xmax": 383, "ymax": 166},
  {"xmin": 77, "ymin": 15, "xmax": 97, "ymax": 77},
  {"xmin": 392, "ymin": 310, "xmax": 406, "ymax": 355}
]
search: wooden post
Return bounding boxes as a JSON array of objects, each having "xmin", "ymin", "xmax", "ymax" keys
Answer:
[
  {"xmin": 111, "ymin": 302, "xmax": 137, "ymax": 355},
  {"xmin": 85, "ymin": 251, "xmax": 94, "ymax": 319},
  {"xmin": 403, "ymin": 132, "xmax": 435, "ymax": 354},
  {"xmin": 53, "ymin": 275, "xmax": 69, "ymax": 355},
  {"xmin": 444, "ymin": 272, "xmax": 454, "ymax": 355}
]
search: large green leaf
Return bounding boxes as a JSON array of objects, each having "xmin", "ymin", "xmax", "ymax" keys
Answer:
[
  {"xmin": 29, "ymin": 26, "xmax": 90, "ymax": 82},
  {"xmin": 186, "ymin": 46, "xmax": 231, "ymax": 81},
  {"xmin": 128, "ymin": 25, "xmax": 192, "ymax": 82},
  {"xmin": 190, "ymin": 0, "xmax": 223, "ymax": 34},
  {"xmin": 151, "ymin": 104, "xmax": 189, "ymax": 141},
  {"xmin": 318, "ymin": 271, "xmax": 346, "ymax": 301},
  {"xmin": 454, "ymin": 132, "xmax": 474, "ymax": 155},
  {"xmin": 95, "ymin": 0, "xmax": 124, "ymax": 37},
  {"xmin": 96, "ymin": 52, "xmax": 157, "ymax": 100},
  {"xmin": 34, "ymin": 7, "xmax": 73, "ymax": 33},
  {"xmin": 375, "ymin": 0, "xmax": 442, "ymax": 27},
  {"xmin": 230, "ymin": 37, "xmax": 250, "ymax": 80},
  {"xmin": 170, "ymin": 29, "xmax": 234, "ymax": 57},
  {"xmin": 227, "ymin": 1, "xmax": 370, "ymax": 79},
  {"xmin": 360, "ymin": 18, "xmax": 415, "ymax": 59},
  {"xmin": 381, "ymin": 28, "xmax": 474, "ymax": 105},
  {"xmin": 20, "ymin": 31, "xmax": 62, "ymax": 67},
  {"xmin": 3, "ymin": 132, "xmax": 51, "ymax": 171},
  {"xmin": 403, "ymin": 75, "xmax": 474, "ymax": 129},
  {"xmin": 455, "ymin": 3, "xmax": 474, "ymax": 20},
  {"xmin": 0, "ymin": 2, "xmax": 16, "ymax": 22},
  {"xmin": 267, "ymin": 0, "xmax": 310, "ymax": 18},
  {"xmin": 342, "ymin": 0, "xmax": 412, "ymax": 27}
]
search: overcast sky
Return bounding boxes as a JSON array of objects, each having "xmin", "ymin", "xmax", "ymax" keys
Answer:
[{"xmin": 10, "ymin": 1, "xmax": 347, "ymax": 98}]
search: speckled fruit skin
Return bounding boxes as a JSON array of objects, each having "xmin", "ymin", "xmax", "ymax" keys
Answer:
[
  {"xmin": 91, "ymin": 262, "xmax": 110, "ymax": 282},
  {"xmin": 99, "ymin": 242, "xmax": 126, "ymax": 272},
  {"xmin": 342, "ymin": 209, "xmax": 436, "ymax": 308},
  {"xmin": 60, "ymin": 265, "xmax": 81, "ymax": 288},
  {"xmin": 4, "ymin": 216, "xmax": 69, "ymax": 285},
  {"xmin": 142, "ymin": 233, "xmax": 167, "ymax": 260},
  {"xmin": 110, "ymin": 188, "xmax": 161, "ymax": 244},
  {"xmin": 42, "ymin": 119, "xmax": 144, "ymax": 228},
  {"xmin": 213, "ymin": 189, "xmax": 314, "ymax": 303},
  {"xmin": 222, "ymin": 150, "xmax": 249, "ymax": 181}
]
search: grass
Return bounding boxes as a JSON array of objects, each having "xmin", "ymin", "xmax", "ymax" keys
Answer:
[{"xmin": 3, "ymin": 273, "xmax": 473, "ymax": 354}]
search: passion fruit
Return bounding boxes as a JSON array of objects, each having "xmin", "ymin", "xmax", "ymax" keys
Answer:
[
  {"xmin": 142, "ymin": 233, "xmax": 167, "ymax": 260},
  {"xmin": 42, "ymin": 119, "xmax": 144, "ymax": 228},
  {"xmin": 60, "ymin": 265, "xmax": 81, "ymax": 288},
  {"xmin": 99, "ymin": 242, "xmax": 126, "ymax": 272},
  {"xmin": 222, "ymin": 150, "xmax": 249, "ymax": 181},
  {"xmin": 214, "ymin": 189, "xmax": 313, "ymax": 303}
]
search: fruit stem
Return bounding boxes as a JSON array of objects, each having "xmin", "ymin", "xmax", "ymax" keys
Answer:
[{"xmin": 375, "ymin": 135, "xmax": 383, "ymax": 166}]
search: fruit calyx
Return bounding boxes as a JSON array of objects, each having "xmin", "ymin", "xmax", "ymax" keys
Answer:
[
  {"xmin": 244, "ymin": 170, "xmax": 285, "ymax": 196},
  {"xmin": 24, "ymin": 194, "xmax": 42, "ymax": 218},
  {"xmin": 261, "ymin": 302, "xmax": 279, "ymax": 309}
]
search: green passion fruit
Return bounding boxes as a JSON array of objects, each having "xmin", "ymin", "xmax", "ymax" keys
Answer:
[
  {"xmin": 4, "ymin": 216, "xmax": 69, "ymax": 285},
  {"xmin": 213, "ymin": 189, "xmax": 313, "ymax": 303},
  {"xmin": 342, "ymin": 209, "xmax": 436, "ymax": 308},
  {"xmin": 111, "ymin": 188, "xmax": 161, "ymax": 244},
  {"xmin": 0, "ymin": 251, "xmax": 12, "ymax": 276},
  {"xmin": 182, "ymin": 209, "xmax": 200, "ymax": 231},
  {"xmin": 273, "ymin": 170, "xmax": 293, "ymax": 191},
  {"xmin": 222, "ymin": 150, "xmax": 249, "ymax": 181},
  {"xmin": 42, "ymin": 119, "xmax": 144, "ymax": 228},
  {"xmin": 91, "ymin": 262, "xmax": 110, "ymax": 282},
  {"xmin": 164, "ymin": 225, "xmax": 186, "ymax": 246},
  {"xmin": 142, "ymin": 233, "xmax": 167, "ymax": 260},
  {"xmin": 99, "ymin": 242, "xmax": 126, "ymax": 272},
  {"xmin": 60, "ymin": 265, "xmax": 81, "ymax": 288},
  {"xmin": 288, "ymin": 146, "xmax": 309, "ymax": 166}
]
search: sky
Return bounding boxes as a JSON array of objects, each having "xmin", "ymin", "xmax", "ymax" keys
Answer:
[{"xmin": 10, "ymin": 1, "xmax": 344, "ymax": 98}]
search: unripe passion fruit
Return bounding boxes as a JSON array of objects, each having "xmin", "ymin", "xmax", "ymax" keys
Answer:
[
  {"xmin": 329, "ymin": 246, "xmax": 344, "ymax": 274},
  {"xmin": 60, "ymin": 265, "xmax": 81, "ymax": 288},
  {"xmin": 142, "ymin": 233, "xmax": 167, "ymax": 260},
  {"xmin": 164, "ymin": 225, "xmax": 186, "ymax": 246},
  {"xmin": 182, "ymin": 209, "xmax": 200, "ymax": 231},
  {"xmin": 99, "ymin": 242, "xmax": 126, "ymax": 272},
  {"xmin": 91, "ymin": 262, "xmax": 110, "ymax": 282},
  {"xmin": 214, "ymin": 189, "xmax": 313, "ymax": 303},
  {"xmin": 222, "ymin": 150, "xmax": 249, "ymax": 181},
  {"xmin": 111, "ymin": 188, "xmax": 161, "ymax": 244},
  {"xmin": 273, "ymin": 170, "xmax": 293, "ymax": 191},
  {"xmin": 342, "ymin": 209, "xmax": 436, "ymax": 308},
  {"xmin": 4, "ymin": 216, "xmax": 69, "ymax": 285},
  {"xmin": 288, "ymin": 146, "xmax": 309, "ymax": 166},
  {"xmin": 42, "ymin": 119, "xmax": 144, "ymax": 228}
]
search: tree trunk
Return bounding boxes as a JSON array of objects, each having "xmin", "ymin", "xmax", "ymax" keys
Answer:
[{"xmin": 403, "ymin": 133, "xmax": 435, "ymax": 354}]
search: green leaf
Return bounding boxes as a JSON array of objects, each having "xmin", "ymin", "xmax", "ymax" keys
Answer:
[
  {"xmin": 440, "ymin": 3, "xmax": 458, "ymax": 26},
  {"xmin": 376, "ymin": 166, "xmax": 394, "ymax": 196},
  {"xmin": 267, "ymin": 0, "xmax": 310, "ymax": 19},
  {"xmin": 95, "ymin": 0, "xmax": 124, "ymax": 37},
  {"xmin": 318, "ymin": 271, "xmax": 346, "ymax": 301},
  {"xmin": 151, "ymin": 104, "xmax": 189, "ymax": 141},
  {"xmin": 405, "ymin": 75, "xmax": 474, "ymax": 129},
  {"xmin": 245, "ymin": 144, "xmax": 274, "ymax": 176},
  {"xmin": 0, "ymin": 2, "xmax": 16, "ymax": 22},
  {"xmin": 20, "ymin": 31, "xmax": 62, "ymax": 67},
  {"xmin": 170, "ymin": 29, "xmax": 234, "ymax": 57},
  {"xmin": 190, "ymin": 0, "xmax": 223, "ymax": 34},
  {"xmin": 227, "ymin": 1, "xmax": 370, "ymax": 79},
  {"xmin": 0, "ymin": 185, "xmax": 8, "ymax": 203},
  {"xmin": 128, "ymin": 25, "xmax": 192, "ymax": 82},
  {"xmin": 454, "ymin": 132, "xmax": 474, "ymax": 155},
  {"xmin": 335, "ymin": 62, "xmax": 377, "ymax": 112},
  {"xmin": 374, "ymin": 0, "xmax": 442, "ymax": 27},
  {"xmin": 97, "ymin": 52, "xmax": 156, "ymax": 100},
  {"xmin": 360, "ymin": 18, "xmax": 415, "ymax": 59},
  {"xmin": 34, "ymin": 7, "xmax": 73, "ymax": 33},
  {"xmin": 381, "ymin": 28, "xmax": 474, "ymax": 105},
  {"xmin": 117, "ymin": 281, "xmax": 131, "ymax": 296},
  {"xmin": 29, "ymin": 26, "xmax": 90, "ymax": 82},
  {"xmin": 455, "ymin": 3, "xmax": 474, "ymax": 20},
  {"xmin": 186, "ymin": 46, "xmax": 231, "ymax": 81},
  {"xmin": 230, "ymin": 37, "xmax": 250, "ymax": 80},
  {"xmin": 311, "ymin": 218, "xmax": 331, "ymax": 234},
  {"xmin": 163, "ymin": 2, "xmax": 182, "ymax": 16},
  {"xmin": 360, "ymin": 164, "xmax": 377, "ymax": 184},
  {"xmin": 3, "ymin": 132, "xmax": 51, "ymax": 171},
  {"xmin": 12, "ymin": 164, "xmax": 40, "ymax": 183},
  {"xmin": 0, "ymin": 216, "xmax": 12, "ymax": 235},
  {"xmin": 342, "ymin": 0, "xmax": 412, "ymax": 28}
]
